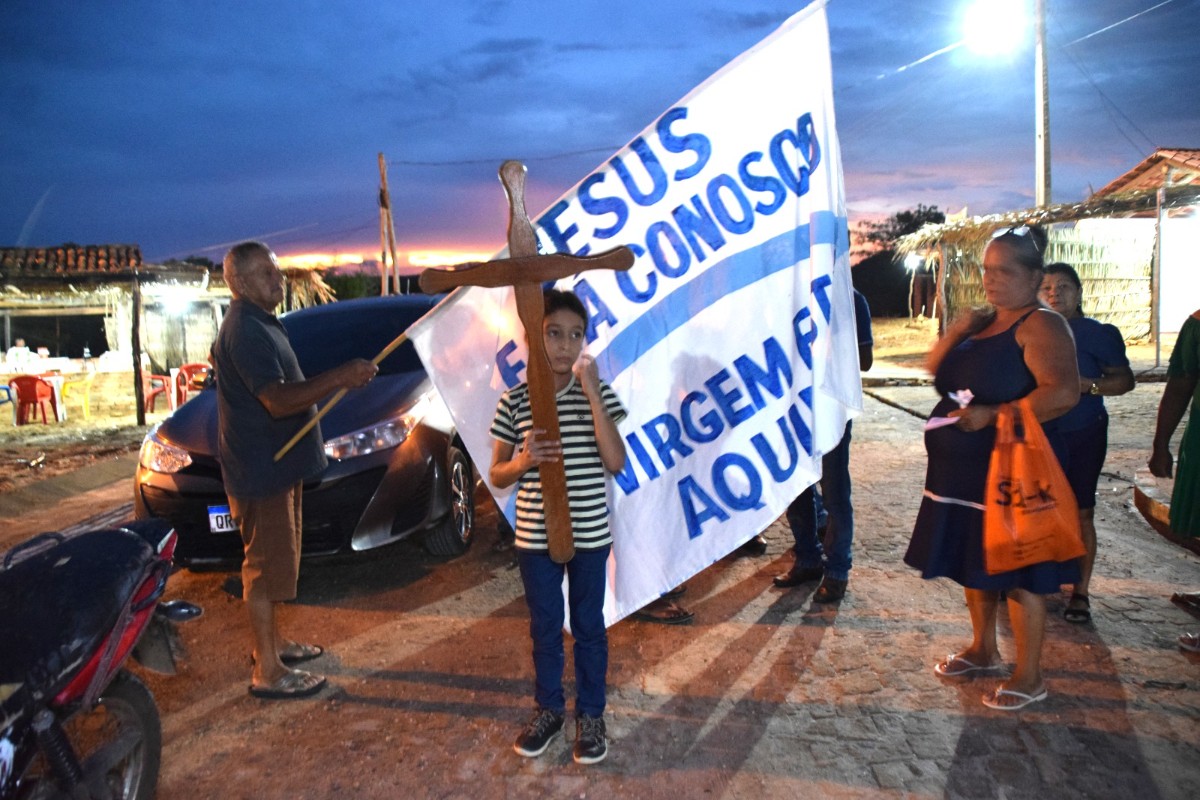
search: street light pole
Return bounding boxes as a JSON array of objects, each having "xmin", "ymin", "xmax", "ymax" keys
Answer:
[{"xmin": 1034, "ymin": 0, "xmax": 1051, "ymax": 207}]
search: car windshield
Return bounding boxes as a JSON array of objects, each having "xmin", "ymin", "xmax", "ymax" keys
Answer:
[{"xmin": 282, "ymin": 297, "xmax": 435, "ymax": 377}]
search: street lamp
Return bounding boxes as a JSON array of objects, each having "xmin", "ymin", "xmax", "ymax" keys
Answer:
[{"xmin": 964, "ymin": 0, "xmax": 1051, "ymax": 207}]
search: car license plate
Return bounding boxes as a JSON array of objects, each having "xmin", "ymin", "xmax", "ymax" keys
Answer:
[{"xmin": 208, "ymin": 504, "xmax": 237, "ymax": 534}]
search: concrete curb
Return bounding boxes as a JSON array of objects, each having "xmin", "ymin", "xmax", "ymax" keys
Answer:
[{"xmin": 0, "ymin": 452, "xmax": 138, "ymax": 517}]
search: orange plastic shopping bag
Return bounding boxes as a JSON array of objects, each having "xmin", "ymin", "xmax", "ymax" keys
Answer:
[{"xmin": 983, "ymin": 399, "xmax": 1085, "ymax": 574}]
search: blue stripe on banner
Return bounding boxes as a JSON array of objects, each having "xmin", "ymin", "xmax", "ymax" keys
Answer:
[{"xmin": 596, "ymin": 211, "xmax": 847, "ymax": 380}]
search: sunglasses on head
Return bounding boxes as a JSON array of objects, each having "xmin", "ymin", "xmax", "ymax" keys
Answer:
[{"xmin": 991, "ymin": 225, "xmax": 1041, "ymax": 253}]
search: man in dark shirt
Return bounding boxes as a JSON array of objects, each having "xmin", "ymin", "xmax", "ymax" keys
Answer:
[
  {"xmin": 213, "ymin": 241, "xmax": 377, "ymax": 699},
  {"xmin": 773, "ymin": 289, "xmax": 874, "ymax": 602}
]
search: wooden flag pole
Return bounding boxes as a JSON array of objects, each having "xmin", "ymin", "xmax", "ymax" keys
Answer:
[{"xmin": 272, "ymin": 329, "xmax": 411, "ymax": 462}]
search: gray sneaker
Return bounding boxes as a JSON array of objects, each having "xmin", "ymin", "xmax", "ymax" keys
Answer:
[
  {"xmin": 572, "ymin": 714, "xmax": 607, "ymax": 764},
  {"xmin": 513, "ymin": 707, "xmax": 564, "ymax": 757}
]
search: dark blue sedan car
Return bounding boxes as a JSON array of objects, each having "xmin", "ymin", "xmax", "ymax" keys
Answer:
[{"xmin": 134, "ymin": 294, "xmax": 475, "ymax": 567}]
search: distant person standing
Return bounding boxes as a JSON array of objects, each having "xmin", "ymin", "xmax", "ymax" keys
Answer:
[
  {"xmin": 774, "ymin": 288, "xmax": 873, "ymax": 603},
  {"xmin": 1150, "ymin": 307, "xmax": 1200, "ymax": 538},
  {"xmin": 213, "ymin": 241, "xmax": 377, "ymax": 700},
  {"xmin": 1039, "ymin": 263, "xmax": 1134, "ymax": 624},
  {"xmin": 1149, "ymin": 307, "xmax": 1200, "ymax": 653},
  {"xmin": 5, "ymin": 337, "xmax": 32, "ymax": 366},
  {"xmin": 911, "ymin": 250, "xmax": 938, "ymax": 319}
]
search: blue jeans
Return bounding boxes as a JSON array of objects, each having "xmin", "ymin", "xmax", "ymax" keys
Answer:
[
  {"xmin": 516, "ymin": 545, "xmax": 610, "ymax": 718},
  {"xmin": 785, "ymin": 421, "xmax": 854, "ymax": 581}
]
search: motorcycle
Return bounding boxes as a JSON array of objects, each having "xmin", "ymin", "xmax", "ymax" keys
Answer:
[{"xmin": 0, "ymin": 520, "xmax": 196, "ymax": 800}]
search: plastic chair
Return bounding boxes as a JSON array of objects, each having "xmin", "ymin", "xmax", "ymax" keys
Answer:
[
  {"xmin": 61, "ymin": 368, "xmax": 97, "ymax": 420},
  {"xmin": 176, "ymin": 362, "xmax": 210, "ymax": 406},
  {"xmin": 9, "ymin": 375, "xmax": 58, "ymax": 425},
  {"xmin": 143, "ymin": 372, "xmax": 170, "ymax": 413},
  {"xmin": 0, "ymin": 385, "xmax": 12, "ymax": 422}
]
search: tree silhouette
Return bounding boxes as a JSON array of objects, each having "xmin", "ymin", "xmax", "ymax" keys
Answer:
[
  {"xmin": 851, "ymin": 204, "xmax": 945, "ymax": 317},
  {"xmin": 854, "ymin": 204, "xmax": 945, "ymax": 254}
]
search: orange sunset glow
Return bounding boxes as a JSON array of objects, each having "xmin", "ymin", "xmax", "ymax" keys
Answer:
[{"xmin": 276, "ymin": 248, "xmax": 495, "ymax": 272}]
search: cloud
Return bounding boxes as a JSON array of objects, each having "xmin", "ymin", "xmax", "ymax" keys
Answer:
[{"xmin": 0, "ymin": 0, "xmax": 1195, "ymax": 259}]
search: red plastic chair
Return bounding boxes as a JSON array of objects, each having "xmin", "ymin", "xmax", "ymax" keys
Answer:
[
  {"xmin": 9, "ymin": 375, "xmax": 57, "ymax": 425},
  {"xmin": 176, "ymin": 362, "xmax": 210, "ymax": 406},
  {"xmin": 143, "ymin": 372, "xmax": 170, "ymax": 412}
]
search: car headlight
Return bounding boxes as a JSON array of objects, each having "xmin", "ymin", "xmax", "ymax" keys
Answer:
[
  {"xmin": 139, "ymin": 426, "xmax": 193, "ymax": 473},
  {"xmin": 323, "ymin": 393, "xmax": 433, "ymax": 461}
]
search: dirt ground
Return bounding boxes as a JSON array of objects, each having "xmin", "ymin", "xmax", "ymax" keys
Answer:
[
  {"xmin": 0, "ymin": 416, "xmax": 146, "ymax": 493},
  {"xmin": 4, "ymin": 318, "xmax": 1197, "ymax": 798},
  {"xmin": 132, "ymin": 369, "xmax": 1191, "ymax": 799}
]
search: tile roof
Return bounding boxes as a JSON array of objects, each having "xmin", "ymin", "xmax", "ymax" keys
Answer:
[
  {"xmin": 0, "ymin": 244, "xmax": 144, "ymax": 278},
  {"xmin": 1095, "ymin": 148, "xmax": 1200, "ymax": 196}
]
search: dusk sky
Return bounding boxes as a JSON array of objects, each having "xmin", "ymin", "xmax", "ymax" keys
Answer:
[{"xmin": 2, "ymin": 0, "xmax": 1197, "ymax": 267}]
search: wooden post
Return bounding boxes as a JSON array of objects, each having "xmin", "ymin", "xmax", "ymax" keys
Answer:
[
  {"xmin": 132, "ymin": 271, "xmax": 146, "ymax": 427},
  {"xmin": 1152, "ymin": 178, "xmax": 1164, "ymax": 366},
  {"xmin": 906, "ymin": 266, "xmax": 916, "ymax": 319},
  {"xmin": 378, "ymin": 153, "xmax": 401, "ymax": 295},
  {"xmin": 378, "ymin": 198, "xmax": 389, "ymax": 296},
  {"xmin": 935, "ymin": 244, "xmax": 947, "ymax": 337}
]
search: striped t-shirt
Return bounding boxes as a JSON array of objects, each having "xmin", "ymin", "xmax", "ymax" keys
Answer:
[{"xmin": 490, "ymin": 376, "xmax": 627, "ymax": 551}]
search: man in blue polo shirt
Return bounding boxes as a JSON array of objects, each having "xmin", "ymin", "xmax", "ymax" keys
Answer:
[{"xmin": 213, "ymin": 241, "xmax": 377, "ymax": 700}]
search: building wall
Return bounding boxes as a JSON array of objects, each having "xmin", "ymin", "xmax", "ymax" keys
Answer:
[
  {"xmin": 104, "ymin": 290, "xmax": 227, "ymax": 373},
  {"xmin": 1160, "ymin": 213, "xmax": 1200, "ymax": 333},
  {"xmin": 1059, "ymin": 218, "xmax": 1155, "ymax": 339},
  {"xmin": 942, "ymin": 219, "xmax": 1162, "ymax": 341}
]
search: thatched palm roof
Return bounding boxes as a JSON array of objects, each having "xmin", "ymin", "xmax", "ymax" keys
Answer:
[
  {"xmin": 896, "ymin": 183, "xmax": 1200, "ymax": 258},
  {"xmin": 281, "ymin": 267, "xmax": 336, "ymax": 309}
]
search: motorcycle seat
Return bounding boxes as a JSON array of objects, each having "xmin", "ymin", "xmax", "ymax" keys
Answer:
[{"xmin": 0, "ymin": 529, "xmax": 157, "ymax": 709}]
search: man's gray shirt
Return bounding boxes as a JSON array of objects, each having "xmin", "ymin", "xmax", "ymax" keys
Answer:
[{"xmin": 212, "ymin": 298, "xmax": 326, "ymax": 499}]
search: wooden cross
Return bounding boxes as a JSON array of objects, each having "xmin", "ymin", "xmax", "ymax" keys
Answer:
[{"xmin": 419, "ymin": 160, "xmax": 633, "ymax": 564}]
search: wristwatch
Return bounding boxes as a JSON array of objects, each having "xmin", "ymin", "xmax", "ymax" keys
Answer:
[{"xmin": 1088, "ymin": 381, "xmax": 1101, "ymax": 396}]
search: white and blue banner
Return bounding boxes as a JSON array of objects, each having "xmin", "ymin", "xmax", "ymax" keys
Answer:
[{"xmin": 408, "ymin": 0, "xmax": 860, "ymax": 624}]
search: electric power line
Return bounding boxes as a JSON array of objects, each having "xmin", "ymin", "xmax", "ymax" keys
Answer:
[
  {"xmin": 1050, "ymin": 10, "xmax": 1158, "ymax": 157},
  {"xmin": 389, "ymin": 146, "xmax": 621, "ymax": 168},
  {"xmin": 164, "ymin": 217, "xmax": 375, "ymax": 260},
  {"xmin": 1063, "ymin": 0, "xmax": 1176, "ymax": 47}
]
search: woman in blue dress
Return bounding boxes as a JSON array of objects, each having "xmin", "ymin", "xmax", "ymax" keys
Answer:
[
  {"xmin": 1039, "ymin": 263, "xmax": 1134, "ymax": 624},
  {"xmin": 905, "ymin": 225, "xmax": 1081, "ymax": 711}
]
